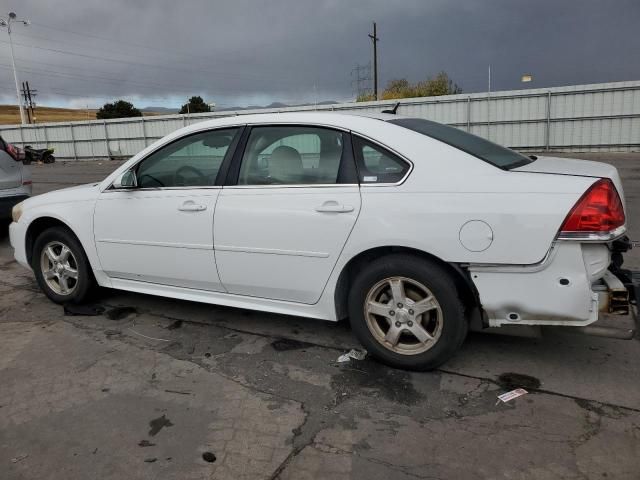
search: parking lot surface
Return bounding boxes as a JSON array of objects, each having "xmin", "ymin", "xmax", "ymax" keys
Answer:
[{"xmin": 1, "ymin": 153, "xmax": 639, "ymax": 479}]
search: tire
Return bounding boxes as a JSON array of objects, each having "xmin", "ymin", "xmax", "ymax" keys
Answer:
[
  {"xmin": 348, "ymin": 254, "xmax": 467, "ymax": 371},
  {"xmin": 32, "ymin": 226, "xmax": 95, "ymax": 304}
]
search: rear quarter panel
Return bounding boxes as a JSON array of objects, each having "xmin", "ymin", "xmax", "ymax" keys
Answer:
[{"xmin": 342, "ymin": 125, "xmax": 596, "ymax": 265}]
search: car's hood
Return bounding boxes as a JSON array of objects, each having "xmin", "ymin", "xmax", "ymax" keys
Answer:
[
  {"xmin": 22, "ymin": 183, "xmax": 100, "ymax": 208},
  {"xmin": 513, "ymin": 156, "xmax": 625, "ymax": 205}
]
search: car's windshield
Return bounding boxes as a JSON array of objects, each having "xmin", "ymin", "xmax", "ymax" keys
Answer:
[{"xmin": 388, "ymin": 118, "xmax": 533, "ymax": 170}]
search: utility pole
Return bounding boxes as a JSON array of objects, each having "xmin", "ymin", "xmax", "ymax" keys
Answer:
[
  {"xmin": 21, "ymin": 81, "xmax": 37, "ymax": 124},
  {"xmin": 368, "ymin": 22, "xmax": 379, "ymax": 100},
  {"xmin": 21, "ymin": 82, "xmax": 31, "ymax": 124},
  {"xmin": 0, "ymin": 12, "xmax": 30, "ymax": 124},
  {"xmin": 26, "ymin": 81, "xmax": 36, "ymax": 124}
]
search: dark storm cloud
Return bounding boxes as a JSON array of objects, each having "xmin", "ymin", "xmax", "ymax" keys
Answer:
[{"xmin": 1, "ymin": 0, "xmax": 639, "ymax": 108}]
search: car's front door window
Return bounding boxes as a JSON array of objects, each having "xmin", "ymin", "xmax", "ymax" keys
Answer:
[
  {"xmin": 237, "ymin": 126, "xmax": 347, "ymax": 185},
  {"xmin": 136, "ymin": 128, "xmax": 239, "ymax": 188}
]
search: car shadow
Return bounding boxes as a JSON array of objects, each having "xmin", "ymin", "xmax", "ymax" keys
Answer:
[
  {"xmin": 0, "ymin": 221, "xmax": 9, "ymax": 242},
  {"xmin": 76, "ymin": 285, "xmax": 640, "ymax": 410}
]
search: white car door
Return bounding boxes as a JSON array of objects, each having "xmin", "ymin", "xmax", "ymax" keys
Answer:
[
  {"xmin": 214, "ymin": 125, "xmax": 361, "ymax": 304},
  {"xmin": 94, "ymin": 128, "xmax": 241, "ymax": 291}
]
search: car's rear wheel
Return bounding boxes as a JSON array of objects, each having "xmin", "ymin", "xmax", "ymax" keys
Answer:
[
  {"xmin": 32, "ymin": 227, "xmax": 94, "ymax": 304},
  {"xmin": 348, "ymin": 254, "xmax": 467, "ymax": 370}
]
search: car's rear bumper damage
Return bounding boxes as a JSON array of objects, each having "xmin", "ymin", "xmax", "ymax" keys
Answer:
[{"xmin": 468, "ymin": 235, "xmax": 639, "ymax": 339}]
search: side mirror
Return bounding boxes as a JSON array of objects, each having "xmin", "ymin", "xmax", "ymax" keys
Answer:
[{"xmin": 113, "ymin": 170, "xmax": 137, "ymax": 189}]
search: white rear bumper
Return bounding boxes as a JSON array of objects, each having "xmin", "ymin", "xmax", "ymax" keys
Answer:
[{"xmin": 470, "ymin": 242, "xmax": 609, "ymax": 327}]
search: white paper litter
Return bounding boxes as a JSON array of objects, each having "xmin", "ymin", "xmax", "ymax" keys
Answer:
[
  {"xmin": 337, "ymin": 349, "xmax": 367, "ymax": 363},
  {"xmin": 496, "ymin": 388, "xmax": 528, "ymax": 404}
]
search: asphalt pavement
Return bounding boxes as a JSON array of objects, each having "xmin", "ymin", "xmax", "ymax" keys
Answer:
[{"xmin": 1, "ymin": 153, "xmax": 639, "ymax": 479}]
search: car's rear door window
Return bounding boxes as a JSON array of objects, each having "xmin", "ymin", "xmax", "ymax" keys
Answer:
[
  {"xmin": 237, "ymin": 126, "xmax": 353, "ymax": 185},
  {"xmin": 352, "ymin": 136, "xmax": 410, "ymax": 184}
]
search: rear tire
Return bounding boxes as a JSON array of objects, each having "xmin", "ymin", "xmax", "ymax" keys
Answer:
[
  {"xmin": 32, "ymin": 226, "xmax": 94, "ymax": 304},
  {"xmin": 348, "ymin": 254, "xmax": 467, "ymax": 371}
]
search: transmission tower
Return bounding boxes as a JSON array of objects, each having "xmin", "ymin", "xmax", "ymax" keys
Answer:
[{"xmin": 351, "ymin": 63, "xmax": 372, "ymax": 99}]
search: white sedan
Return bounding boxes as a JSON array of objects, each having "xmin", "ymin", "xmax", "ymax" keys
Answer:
[{"xmin": 9, "ymin": 112, "xmax": 638, "ymax": 370}]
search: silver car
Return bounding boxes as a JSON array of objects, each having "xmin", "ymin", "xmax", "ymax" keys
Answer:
[{"xmin": 0, "ymin": 136, "xmax": 31, "ymax": 221}]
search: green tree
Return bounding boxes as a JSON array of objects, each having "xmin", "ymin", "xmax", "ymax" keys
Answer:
[
  {"xmin": 96, "ymin": 100, "xmax": 142, "ymax": 119},
  {"xmin": 179, "ymin": 96, "xmax": 211, "ymax": 114},
  {"xmin": 358, "ymin": 72, "xmax": 462, "ymax": 101},
  {"xmin": 356, "ymin": 92, "xmax": 377, "ymax": 102},
  {"xmin": 381, "ymin": 78, "xmax": 414, "ymax": 100},
  {"xmin": 414, "ymin": 72, "xmax": 462, "ymax": 97}
]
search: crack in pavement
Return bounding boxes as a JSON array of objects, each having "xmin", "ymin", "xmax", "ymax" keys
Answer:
[
  {"xmin": 311, "ymin": 441, "xmax": 444, "ymax": 480},
  {"xmin": 128, "ymin": 306, "xmax": 640, "ymax": 415},
  {"xmin": 438, "ymin": 368, "xmax": 640, "ymax": 414}
]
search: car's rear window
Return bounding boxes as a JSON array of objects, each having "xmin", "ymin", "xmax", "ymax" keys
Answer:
[{"xmin": 388, "ymin": 118, "xmax": 533, "ymax": 170}]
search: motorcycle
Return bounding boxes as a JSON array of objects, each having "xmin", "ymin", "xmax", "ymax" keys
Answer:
[{"xmin": 23, "ymin": 145, "xmax": 55, "ymax": 164}]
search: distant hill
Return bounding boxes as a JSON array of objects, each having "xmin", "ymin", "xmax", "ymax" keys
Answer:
[
  {"xmin": 140, "ymin": 106, "xmax": 179, "ymax": 114},
  {"xmin": 0, "ymin": 105, "xmax": 97, "ymax": 125},
  {"xmin": 0, "ymin": 100, "xmax": 343, "ymax": 125},
  {"xmin": 217, "ymin": 100, "xmax": 339, "ymax": 112},
  {"xmin": 0, "ymin": 105, "xmax": 171, "ymax": 125}
]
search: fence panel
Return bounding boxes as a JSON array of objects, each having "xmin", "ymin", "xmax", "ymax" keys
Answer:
[{"xmin": 1, "ymin": 80, "xmax": 639, "ymax": 160}]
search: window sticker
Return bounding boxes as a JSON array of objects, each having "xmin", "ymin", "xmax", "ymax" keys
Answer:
[{"xmin": 363, "ymin": 175, "xmax": 378, "ymax": 182}]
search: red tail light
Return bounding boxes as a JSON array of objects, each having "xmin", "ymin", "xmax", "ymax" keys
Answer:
[
  {"xmin": 5, "ymin": 142, "xmax": 21, "ymax": 162},
  {"xmin": 560, "ymin": 179, "xmax": 625, "ymax": 233}
]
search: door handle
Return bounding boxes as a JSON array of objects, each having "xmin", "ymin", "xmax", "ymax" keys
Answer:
[
  {"xmin": 315, "ymin": 201, "xmax": 354, "ymax": 213},
  {"xmin": 178, "ymin": 201, "xmax": 207, "ymax": 212}
]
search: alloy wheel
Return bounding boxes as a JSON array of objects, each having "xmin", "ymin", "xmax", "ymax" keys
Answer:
[
  {"xmin": 40, "ymin": 241, "xmax": 79, "ymax": 296},
  {"xmin": 363, "ymin": 276, "xmax": 443, "ymax": 355}
]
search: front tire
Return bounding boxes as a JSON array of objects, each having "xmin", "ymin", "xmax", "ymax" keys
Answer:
[
  {"xmin": 348, "ymin": 254, "xmax": 467, "ymax": 371},
  {"xmin": 32, "ymin": 227, "xmax": 94, "ymax": 304}
]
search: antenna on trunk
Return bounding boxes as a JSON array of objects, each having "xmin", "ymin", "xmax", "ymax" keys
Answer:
[{"xmin": 382, "ymin": 102, "xmax": 400, "ymax": 114}]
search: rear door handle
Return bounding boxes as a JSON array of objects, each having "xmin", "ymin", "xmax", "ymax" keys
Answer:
[
  {"xmin": 315, "ymin": 201, "xmax": 354, "ymax": 213},
  {"xmin": 178, "ymin": 200, "xmax": 207, "ymax": 212}
]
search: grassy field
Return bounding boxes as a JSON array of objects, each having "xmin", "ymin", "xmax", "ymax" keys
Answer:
[{"xmin": 0, "ymin": 105, "xmax": 161, "ymax": 125}]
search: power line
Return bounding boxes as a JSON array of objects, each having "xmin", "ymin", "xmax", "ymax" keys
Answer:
[
  {"xmin": 0, "ymin": 37, "xmax": 300, "ymax": 86},
  {"xmin": 12, "ymin": 29, "xmax": 255, "ymax": 78},
  {"xmin": 28, "ymin": 21, "xmax": 224, "ymax": 63},
  {"xmin": 0, "ymin": 61, "xmax": 233, "ymax": 94}
]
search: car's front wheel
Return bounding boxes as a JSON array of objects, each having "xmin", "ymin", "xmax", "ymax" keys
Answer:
[
  {"xmin": 348, "ymin": 254, "xmax": 467, "ymax": 370},
  {"xmin": 32, "ymin": 226, "xmax": 94, "ymax": 304}
]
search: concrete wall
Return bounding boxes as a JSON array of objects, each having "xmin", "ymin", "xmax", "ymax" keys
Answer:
[{"xmin": 2, "ymin": 80, "xmax": 639, "ymax": 160}]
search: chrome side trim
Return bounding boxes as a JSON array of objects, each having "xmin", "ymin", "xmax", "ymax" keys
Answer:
[
  {"xmin": 214, "ymin": 244, "xmax": 329, "ymax": 258},
  {"xmin": 97, "ymin": 238, "xmax": 212, "ymax": 250},
  {"xmin": 556, "ymin": 225, "xmax": 627, "ymax": 242},
  {"xmin": 106, "ymin": 186, "xmax": 223, "ymax": 193},
  {"xmin": 467, "ymin": 244, "xmax": 558, "ymax": 273},
  {"xmin": 222, "ymin": 184, "xmax": 359, "ymax": 190}
]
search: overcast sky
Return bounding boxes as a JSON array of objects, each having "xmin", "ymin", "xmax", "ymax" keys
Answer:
[{"xmin": 1, "ymin": 0, "xmax": 639, "ymax": 109}]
